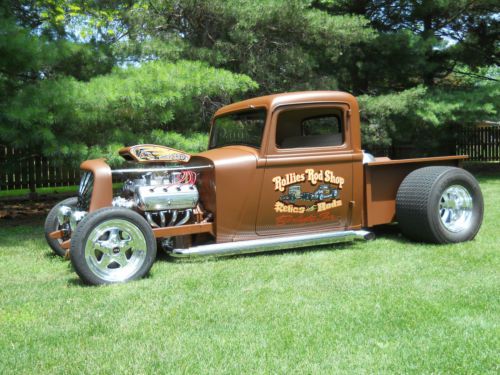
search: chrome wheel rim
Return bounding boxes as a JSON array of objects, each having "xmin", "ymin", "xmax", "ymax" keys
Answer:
[
  {"xmin": 84, "ymin": 219, "xmax": 147, "ymax": 282},
  {"xmin": 439, "ymin": 185, "xmax": 473, "ymax": 233}
]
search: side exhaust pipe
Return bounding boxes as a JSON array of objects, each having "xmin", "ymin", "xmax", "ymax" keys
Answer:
[{"xmin": 170, "ymin": 230, "xmax": 375, "ymax": 258}]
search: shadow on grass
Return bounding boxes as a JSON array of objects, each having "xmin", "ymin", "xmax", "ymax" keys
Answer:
[
  {"xmin": 369, "ymin": 224, "xmax": 451, "ymax": 249},
  {"xmin": 154, "ymin": 243, "xmax": 353, "ymax": 265},
  {"xmin": 66, "ymin": 259, "xmax": 157, "ymax": 288},
  {"xmin": 43, "ymin": 250, "xmax": 66, "ymax": 260},
  {"xmin": 155, "ymin": 227, "xmax": 405, "ymax": 265},
  {"xmin": 66, "ymin": 270, "xmax": 156, "ymax": 288},
  {"xmin": 64, "ymin": 225, "xmax": 452, "ymax": 286},
  {"xmin": 155, "ymin": 223, "xmax": 458, "ymax": 266},
  {"xmin": 67, "ymin": 277, "xmax": 86, "ymax": 287}
]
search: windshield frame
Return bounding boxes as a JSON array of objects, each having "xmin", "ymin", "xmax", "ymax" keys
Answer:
[{"xmin": 209, "ymin": 108, "xmax": 268, "ymax": 150}]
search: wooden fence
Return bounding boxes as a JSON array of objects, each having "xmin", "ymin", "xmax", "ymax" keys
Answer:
[
  {"xmin": 1, "ymin": 125, "xmax": 499, "ymax": 192},
  {"xmin": 0, "ymin": 146, "xmax": 81, "ymax": 192},
  {"xmin": 456, "ymin": 125, "xmax": 500, "ymax": 162},
  {"xmin": 369, "ymin": 126, "xmax": 499, "ymax": 162}
]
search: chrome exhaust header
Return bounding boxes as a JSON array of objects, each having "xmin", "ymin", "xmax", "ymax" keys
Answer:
[{"xmin": 170, "ymin": 230, "xmax": 374, "ymax": 258}]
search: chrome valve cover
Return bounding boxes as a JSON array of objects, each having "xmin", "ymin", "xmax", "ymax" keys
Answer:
[{"xmin": 135, "ymin": 184, "xmax": 199, "ymax": 211}]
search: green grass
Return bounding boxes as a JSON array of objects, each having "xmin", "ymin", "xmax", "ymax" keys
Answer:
[
  {"xmin": 0, "ymin": 185, "xmax": 79, "ymax": 198},
  {"xmin": 0, "ymin": 175, "xmax": 499, "ymax": 374},
  {"xmin": 0, "ymin": 183, "xmax": 125, "ymax": 198}
]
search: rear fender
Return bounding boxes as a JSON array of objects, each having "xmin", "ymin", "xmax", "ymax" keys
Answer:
[{"xmin": 363, "ymin": 155, "xmax": 467, "ymax": 227}]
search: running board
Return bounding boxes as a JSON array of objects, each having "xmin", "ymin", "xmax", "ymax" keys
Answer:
[{"xmin": 169, "ymin": 230, "xmax": 375, "ymax": 258}]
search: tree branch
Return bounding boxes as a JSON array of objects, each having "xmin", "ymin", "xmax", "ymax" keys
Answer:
[{"xmin": 453, "ymin": 69, "xmax": 499, "ymax": 82}]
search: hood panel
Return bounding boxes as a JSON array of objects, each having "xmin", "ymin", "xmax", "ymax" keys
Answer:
[
  {"xmin": 196, "ymin": 146, "xmax": 263, "ymax": 242},
  {"xmin": 197, "ymin": 145, "xmax": 259, "ymax": 166}
]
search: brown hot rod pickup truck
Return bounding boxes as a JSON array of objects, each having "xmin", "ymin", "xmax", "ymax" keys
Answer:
[{"xmin": 45, "ymin": 91, "xmax": 484, "ymax": 285}]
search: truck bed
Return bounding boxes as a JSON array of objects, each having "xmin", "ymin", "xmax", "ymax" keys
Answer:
[{"xmin": 363, "ymin": 155, "xmax": 468, "ymax": 227}]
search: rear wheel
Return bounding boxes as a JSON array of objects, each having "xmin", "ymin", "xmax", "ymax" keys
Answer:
[
  {"xmin": 44, "ymin": 197, "xmax": 78, "ymax": 257},
  {"xmin": 70, "ymin": 207, "xmax": 157, "ymax": 285},
  {"xmin": 396, "ymin": 166, "xmax": 483, "ymax": 243}
]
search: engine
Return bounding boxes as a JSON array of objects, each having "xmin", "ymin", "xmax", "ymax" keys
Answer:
[{"xmin": 112, "ymin": 170, "xmax": 200, "ymax": 228}]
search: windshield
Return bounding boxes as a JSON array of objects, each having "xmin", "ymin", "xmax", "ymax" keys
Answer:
[{"xmin": 209, "ymin": 109, "xmax": 266, "ymax": 149}]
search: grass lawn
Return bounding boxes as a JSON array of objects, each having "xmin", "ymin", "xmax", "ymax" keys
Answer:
[
  {"xmin": 0, "ymin": 185, "xmax": 79, "ymax": 198},
  {"xmin": 0, "ymin": 183, "xmax": 126, "ymax": 199},
  {"xmin": 0, "ymin": 174, "xmax": 498, "ymax": 374}
]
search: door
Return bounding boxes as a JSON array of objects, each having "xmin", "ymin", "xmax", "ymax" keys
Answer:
[{"xmin": 256, "ymin": 103, "xmax": 354, "ymax": 235}]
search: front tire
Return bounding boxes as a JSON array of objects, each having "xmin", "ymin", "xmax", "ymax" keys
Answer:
[
  {"xmin": 70, "ymin": 207, "xmax": 157, "ymax": 285},
  {"xmin": 44, "ymin": 197, "xmax": 78, "ymax": 257},
  {"xmin": 396, "ymin": 166, "xmax": 483, "ymax": 243}
]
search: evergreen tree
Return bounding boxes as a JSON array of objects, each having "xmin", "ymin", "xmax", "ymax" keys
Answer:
[{"xmin": 0, "ymin": 0, "xmax": 498, "ymax": 160}]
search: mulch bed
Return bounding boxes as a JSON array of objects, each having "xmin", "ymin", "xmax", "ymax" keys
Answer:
[{"xmin": 0, "ymin": 195, "xmax": 70, "ymax": 226}]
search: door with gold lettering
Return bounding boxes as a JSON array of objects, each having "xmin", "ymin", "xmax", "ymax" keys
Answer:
[{"xmin": 255, "ymin": 104, "xmax": 354, "ymax": 235}]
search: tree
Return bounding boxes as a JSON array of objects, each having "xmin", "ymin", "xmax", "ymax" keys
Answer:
[
  {"xmin": 312, "ymin": 1, "xmax": 499, "ymax": 151},
  {"xmin": 315, "ymin": 0, "xmax": 499, "ymax": 91},
  {"xmin": 0, "ymin": 1, "xmax": 257, "ymax": 164},
  {"xmin": 3, "ymin": 60, "xmax": 257, "ymax": 164},
  {"xmin": 0, "ymin": 0, "xmax": 498, "ymax": 163},
  {"xmin": 123, "ymin": 0, "xmax": 375, "ymax": 93}
]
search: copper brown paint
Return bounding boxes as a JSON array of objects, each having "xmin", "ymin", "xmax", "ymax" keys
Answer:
[
  {"xmin": 363, "ymin": 155, "xmax": 466, "ymax": 226},
  {"xmin": 80, "ymin": 159, "xmax": 113, "ymax": 212},
  {"xmin": 57, "ymin": 91, "xmax": 470, "ymax": 247},
  {"xmin": 205, "ymin": 91, "xmax": 364, "ymax": 241}
]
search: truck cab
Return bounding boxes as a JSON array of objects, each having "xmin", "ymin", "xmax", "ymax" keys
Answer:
[{"xmin": 203, "ymin": 91, "xmax": 362, "ymax": 240}]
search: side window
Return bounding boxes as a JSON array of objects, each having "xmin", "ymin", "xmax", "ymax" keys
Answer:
[
  {"xmin": 276, "ymin": 109, "xmax": 344, "ymax": 149},
  {"xmin": 302, "ymin": 115, "xmax": 341, "ymax": 138}
]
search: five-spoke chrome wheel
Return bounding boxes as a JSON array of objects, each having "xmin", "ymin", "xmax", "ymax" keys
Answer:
[
  {"xmin": 85, "ymin": 219, "xmax": 147, "ymax": 282},
  {"xmin": 439, "ymin": 185, "xmax": 473, "ymax": 233},
  {"xmin": 70, "ymin": 207, "xmax": 157, "ymax": 285}
]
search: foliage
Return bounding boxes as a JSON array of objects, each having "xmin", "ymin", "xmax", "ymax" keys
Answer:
[
  {"xmin": 127, "ymin": 0, "xmax": 376, "ymax": 93},
  {"xmin": 315, "ymin": 0, "xmax": 499, "ymax": 149},
  {"xmin": 0, "ymin": 3, "xmax": 117, "ymax": 90},
  {"xmin": 359, "ymin": 79, "xmax": 500, "ymax": 151},
  {"xmin": 0, "ymin": 0, "xmax": 499, "ymax": 160},
  {"xmin": 2, "ymin": 60, "xmax": 255, "ymax": 164},
  {"xmin": 317, "ymin": 0, "xmax": 500, "ymax": 85}
]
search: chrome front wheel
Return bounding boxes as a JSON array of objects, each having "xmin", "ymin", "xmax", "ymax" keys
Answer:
[
  {"xmin": 70, "ymin": 208, "xmax": 157, "ymax": 285},
  {"xmin": 85, "ymin": 219, "xmax": 148, "ymax": 282}
]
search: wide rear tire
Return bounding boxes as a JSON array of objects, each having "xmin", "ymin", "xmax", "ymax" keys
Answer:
[
  {"xmin": 396, "ymin": 166, "xmax": 483, "ymax": 243},
  {"xmin": 70, "ymin": 207, "xmax": 157, "ymax": 285}
]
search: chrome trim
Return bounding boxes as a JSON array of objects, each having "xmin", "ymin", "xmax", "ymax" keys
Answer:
[
  {"xmin": 112, "ymin": 165, "xmax": 213, "ymax": 175},
  {"xmin": 77, "ymin": 171, "xmax": 94, "ymax": 211},
  {"xmin": 439, "ymin": 185, "xmax": 473, "ymax": 232},
  {"xmin": 175, "ymin": 210, "xmax": 191, "ymax": 226},
  {"xmin": 135, "ymin": 184, "xmax": 199, "ymax": 211},
  {"xmin": 57, "ymin": 205, "xmax": 72, "ymax": 226},
  {"xmin": 145, "ymin": 212, "xmax": 158, "ymax": 227},
  {"xmin": 170, "ymin": 230, "xmax": 374, "ymax": 258},
  {"xmin": 159, "ymin": 211, "xmax": 166, "ymax": 227},
  {"xmin": 362, "ymin": 151, "xmax": 375, "ymax": 164},
  {"xmin": 70, "ymin": 210, "xmax": 87, "ymax": 232},
  {"xmin": 168, "ymin": 210, "xmax": 178, "ymax": 226}
]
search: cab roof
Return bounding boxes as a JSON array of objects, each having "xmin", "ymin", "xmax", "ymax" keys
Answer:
[{"xmin": 214, "ymin": 91, "xmax": 357, "ymax": 117}]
